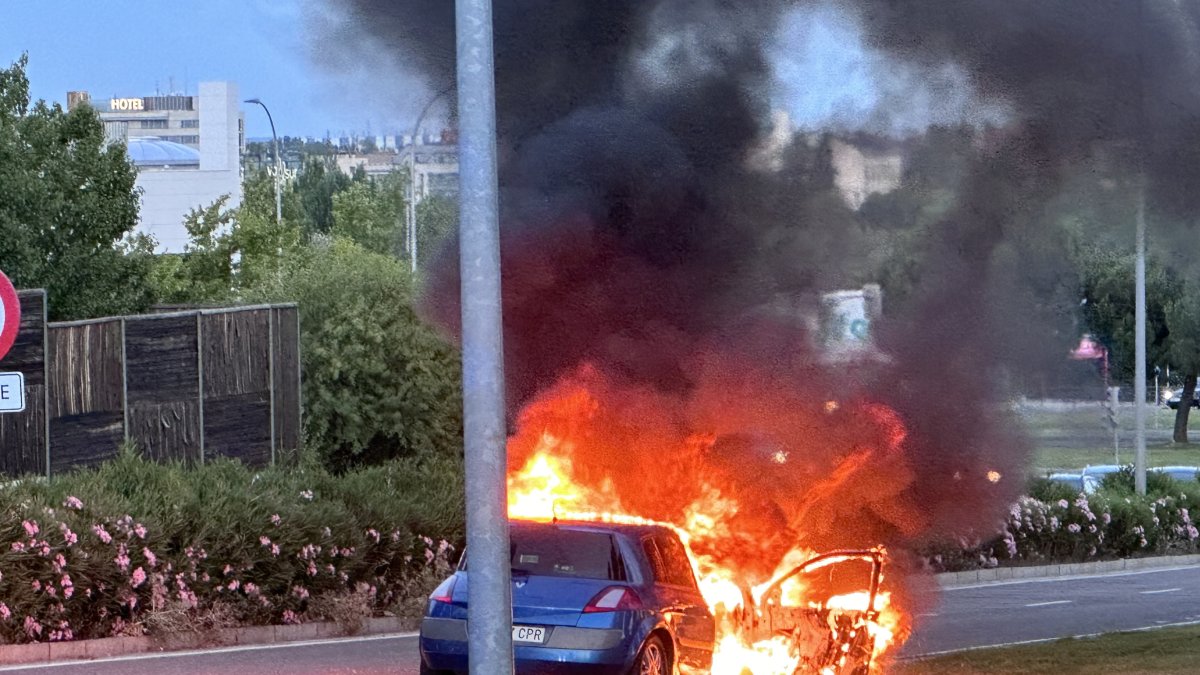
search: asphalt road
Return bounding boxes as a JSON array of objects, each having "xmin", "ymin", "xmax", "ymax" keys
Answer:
[
  {"xmin": 900, "ymin": 564, "xmax": 1200, "ymax": 656},
  {"xmin": 4, "ymin": 565, "xmax": 1198, "ymax": 673}
]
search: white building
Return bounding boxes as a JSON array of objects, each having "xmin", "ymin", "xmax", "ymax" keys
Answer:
[{"xmin": 68, "ymin": 82, "xmax": 245, "ymax": 252}]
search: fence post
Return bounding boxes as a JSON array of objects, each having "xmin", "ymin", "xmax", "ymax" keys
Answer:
[
  {"xmin": 267, "ymin": 307, "xmax": 276, "ymax": 465},
  {"xmin": 42, "ymin": 292, "xmax": 50, "ymax": 478},
  {"xmin": 196, "ymin": 313, "xmax": 205, "ymax": 464},
  {"xmin": 120, "ymin": 318, "xmax": 129, "ymax": 446}
]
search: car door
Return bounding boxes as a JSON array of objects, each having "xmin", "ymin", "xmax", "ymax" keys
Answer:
[{"xmin": 642, "ymin": 534, "xmax": 715, "ymax": 672}]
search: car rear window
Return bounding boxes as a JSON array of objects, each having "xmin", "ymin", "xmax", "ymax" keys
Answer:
[{"xmin": 509, "ymin": 526, "xmax": 628, "ymax": 581}]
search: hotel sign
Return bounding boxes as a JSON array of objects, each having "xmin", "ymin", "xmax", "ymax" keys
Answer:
[{"xmin": 110, "ymin": 97, "xmax": 145, "ymax": 111}]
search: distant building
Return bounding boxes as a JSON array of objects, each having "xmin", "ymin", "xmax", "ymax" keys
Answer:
[
  {"xmin": 68, "ymin": 82, "xmax": 245, "ymax": 252},
  {"xmin": 828, "ymin": 138, "xmax": 904, "ymax": 210},
  {"xmin": 332, "ymin": 128, "xmax": 460, "ymax": 201}
]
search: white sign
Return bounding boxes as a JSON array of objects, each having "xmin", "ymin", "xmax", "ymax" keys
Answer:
[{"xmin": 0, "ymin": 372, "xmax": 25, "ymax": 413}]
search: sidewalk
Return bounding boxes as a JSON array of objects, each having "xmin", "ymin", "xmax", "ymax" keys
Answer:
[{"xmin": 936, "ymin": 553, "xmax": 1200, "ymax": 587}]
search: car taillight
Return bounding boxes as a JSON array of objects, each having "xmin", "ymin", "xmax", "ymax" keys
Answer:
[
  {"xmin": 430, "ymin": 576, "xmax": 457, "ymax": 604},
  {"xmin": 583, "ymin": 586, "xmax": 642, "ymax": 613}
]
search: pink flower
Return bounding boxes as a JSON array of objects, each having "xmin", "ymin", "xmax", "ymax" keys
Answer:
[
  {"xmin": 92, "ymin": 525, "xmax": 112, "ymax": 544},
  {"xmin": 282, "ymin": 609, "xmax": 301, "ymax": 624},
  {"xmin": 24, "ymin": 616, "xmax": 42, "ymax": 638},
  {"xmin": 292, "ymin": 585, "xmax": 310, "ymax": 600},
  {"xmin": 131, "ymin": 567, "xmax": 147, "ymax": 588},
  {"xmin": 133, "ymin": 523, "xmax": 147, "ymax": 539},
  {"xmin": 64, "ymin": 496, "xmax": 83, "ymax": 510},
  {"xmin": 22, "ymin": 520, "xmax": 39, "ymax": 536},
  {"xmin": 0, "ymin": 603, "xmax": 10, "ymax": 620},
  {"xmin": 299, "ymin": 490, "xmax": 314, "ymax": 501},
  {"xmin": 260, "ymin": 536, "xmax": 272, "ymax": 547},
  {"xmin": 61, "ymin": 575, "xmax": 74, "ymax": 598},
  {"xmin": 143, "ymin": 547, "xmax": 157, "ymax": 568},
  {"xmin": 270, "ymin": 514, "xmax": 282, "ymax": 526},
  {"xmin": 244, "ymin": 582, "xmax": 259, "ymax": 596},
  {"xmin": 54, "ymin": 553, "xmax": 67, "ymax": 570},
  {"xmin": 31, "ymin": 580, "xmax": 41, "ymax": 592},
  {"xmin": 306, "ymin": 562, "xmax": 317, "ymax": 577},
  {"xmin": 60, "ymin": 524, "xmax": 78, "ymax": 546},
  {"xmin": 11, "ymin": 541, "xmax": 25, "ymax": 552},
  {"xmin": 227, "ymin": 579, "xmax": 240, "ymax": 591},
  {"xmin": 223, "ymin": 564, "xmax": 233, "ymax": 576},
  {"xmin": 366, "ymin": 528, "xmax": 380, "ymax": 543},
  {"xmin": 271, "ymin": 544, "xmax": 280, "ymax": 557}
]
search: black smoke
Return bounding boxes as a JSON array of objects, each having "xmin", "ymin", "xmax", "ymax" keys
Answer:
[{"xmin": 319, "ymin": 0, "xmax": 1200, "ymax": 577}]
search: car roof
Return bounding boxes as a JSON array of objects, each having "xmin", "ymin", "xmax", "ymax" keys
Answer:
[{"xmin": 509, "ymin": 518, "xmax": 677, "ymax": 539}]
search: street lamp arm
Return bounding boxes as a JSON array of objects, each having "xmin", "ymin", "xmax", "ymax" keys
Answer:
[{"xmin": 245, "ymin": 98, "xmax": 283, "ymax": 226}]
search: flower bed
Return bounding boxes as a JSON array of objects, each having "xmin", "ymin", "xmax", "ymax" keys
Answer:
[
  {"xmin": 925, "ymin": 478, "xmax": 1200, "ymax": 573},
  {"xmin": 0, "ymin": 451, "xmax": 464, "ymax": 644}
]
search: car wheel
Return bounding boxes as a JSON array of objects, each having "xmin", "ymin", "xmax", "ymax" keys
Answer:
[
  {"xmin": 633, "ymin": 634, "xmax": 670, "ymax": 675},
  {"xmin": 419, "ymin": 660, "xmax": 451, "ymax": 675}
]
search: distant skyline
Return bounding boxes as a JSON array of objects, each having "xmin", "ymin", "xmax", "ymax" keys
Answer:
[
  {"xmin": 0, "ymin": 1, "xmax": 434, "ymax": 140},
  {"xmin": 1, "ymin": 3, "xmax": 995, "ymax": 144}
]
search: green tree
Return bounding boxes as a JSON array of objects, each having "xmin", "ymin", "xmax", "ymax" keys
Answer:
[
  {"xmin": 248, "ymin": 238, "xmax": 463, "ymax": 471},
  {"xmin": 1165, "ymin": 291, "xmax": 1200, "ymax": 442},
  {"xmin": 331, "ymin": 177, "xmax": 406, "ymax": 256},
  {"xmin": 0, "ymin": 55, "xmax": 154, "ymax": 319},
  {"xmin": 292, "ymin": 158, "xmax": 351, "ymax": 237},
  {"xmin": 416, "ymin": 194, "xmax": 458, "ymax": 260}
]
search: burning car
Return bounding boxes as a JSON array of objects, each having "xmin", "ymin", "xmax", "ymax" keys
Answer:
[
  {"xmin": 721, "ymin": 549, "xmax": 888, "ymax": 675},
  {"xmin": 419, "ymin": 519, "xmax": 716, "ymax": 675}
]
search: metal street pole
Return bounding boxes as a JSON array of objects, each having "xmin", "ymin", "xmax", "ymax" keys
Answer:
[
  {"xmin": 407, "ymin": 86, "xmax": 453, "ymax": 273},
  {"xmin": 1133, "ymin": 0, "xmax": 1147, "ymax": 496},
  {"xmin": 456, "ymin": 1, "xmax": 513, "ymax": 673},
  {"xmin": 1135, "ymin": 185, "xmax": 1147, "ymax": 495},
  {"xmin": 245, "ymin": 98, "xmax": 283, "ymax": 225}
]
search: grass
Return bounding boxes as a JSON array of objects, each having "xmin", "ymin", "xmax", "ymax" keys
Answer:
[
  {"xmin": 894, "ymin": 625, "xmax": 1200, "ymax": 674},
  {"xmin": 1016, "ymin": 402, "xmax": 1200, "ymax": 471},
  {"xmin": 1034, "ymin": 445, "xmax": 1200, "ymax": 472}
]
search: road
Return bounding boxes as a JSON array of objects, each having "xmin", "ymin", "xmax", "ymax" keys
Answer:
[
  {"xmin": 3, "ymin": 565, "xmax": 1198, "ymax": 673},
  {"xmin": 900, "ymin": 564, "xmax": 1200, "ymax": 656}
]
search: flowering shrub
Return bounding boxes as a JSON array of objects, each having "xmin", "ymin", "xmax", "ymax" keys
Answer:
[
  {"xmin": 0, "ymin": 451, "xmax": 463, "ymax": 644},
  {"xmin": 926, "ymin": 484, "xmax": 1200, "ymax": 572}
]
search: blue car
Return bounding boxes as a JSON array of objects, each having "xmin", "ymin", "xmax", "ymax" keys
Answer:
[{"xmin": 419, "ymin": 519, "xmax": 715, "ymax": 674}]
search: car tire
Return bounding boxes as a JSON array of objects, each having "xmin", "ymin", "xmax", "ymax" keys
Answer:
[
  {"xmin": 419, "ymin": 660, "xmax": 451, "ymax": 675},
  {"xmin": 632, "ymin": 634, "xmax": 671, "ymax": 675}
]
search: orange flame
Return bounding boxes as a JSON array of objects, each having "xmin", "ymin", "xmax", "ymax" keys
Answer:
[{"xmin": 506, "ymin": 442, "xmax": 906, "ymax": 673}]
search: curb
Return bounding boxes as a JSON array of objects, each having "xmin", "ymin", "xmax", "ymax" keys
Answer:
[
  {"xmin": 936, "ymin": 553, "xmax": 1200, "ymax": 587},
  {"xmin": 0, "ymin": 616, "xmax": 415, "ymax": 667}
]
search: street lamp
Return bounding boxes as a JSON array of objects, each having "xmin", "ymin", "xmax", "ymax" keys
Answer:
[
  {"xmin": 406, "ymin": 85, "xmax": 453, "ymax": 273},
  {"xmin": 245, "ymin": 98, "xmax": 282, "ymax": 225}
]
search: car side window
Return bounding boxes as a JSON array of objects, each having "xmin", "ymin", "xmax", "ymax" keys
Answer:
[
  {"xmin": 655, "ymin": 534, "xmax": 699, "ymax": 589},
  {"xmin": 641, "ymin": 538, "xmax": 669, "ymax": 584}
]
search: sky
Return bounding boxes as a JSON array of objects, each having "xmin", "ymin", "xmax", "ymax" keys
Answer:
[
  {"xmin": 0, "ymin": 0, "xmax": 430, "ymax": 140},
  {"xmin": 0, "ymin": 2, "xmax": 994, "ymax": 143}
]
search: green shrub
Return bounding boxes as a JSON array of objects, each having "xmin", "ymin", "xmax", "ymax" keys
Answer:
[
  {"xmin": 249, "ymin": 238, "xmax": 464, "ymax": 471},
  {"xmin": 1027, "ymin": 477, "xmax": 1080, "ymax": 503},
  {"xmin": 0, "ymin": 451, "xmax": 464, "ymax": 644}
]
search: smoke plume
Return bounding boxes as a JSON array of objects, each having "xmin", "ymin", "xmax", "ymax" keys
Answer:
[{"xmin": 322, "ymin": 0, "xmax": 1200, "ymax": 587}]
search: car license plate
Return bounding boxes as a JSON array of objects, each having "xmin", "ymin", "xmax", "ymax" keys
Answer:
[{"xmin": 512, "ymin": 625, "xmax": 546, "ymax": 643}]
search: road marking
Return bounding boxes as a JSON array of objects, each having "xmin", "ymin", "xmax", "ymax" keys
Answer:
[
  {"xmin": 1024, "ymin": 600, "xmax": 1072, "ymax": 607},
  {"xmin": 901, "ymin": 618, "xmax": 1200, "ymax": 659},
  {"xmin": 0, "ymin": 632, "xmax": 420, "ymax": 671},
  {"xmin": 1140, "ymin": 587, "xmax": 1182, "ymax": 594},
  {"xmin": 944, "ymin": 565, "xmax": 1200, "ymax": 591}
]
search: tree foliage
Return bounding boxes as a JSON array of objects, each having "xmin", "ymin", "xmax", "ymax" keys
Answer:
[
  {"xmin": 0, "ymin": 55, "xmax": 153, "ymax": 319},
  {"xmin": 248, "ymin": 238, "xmax": 463, "ymax": 472}
]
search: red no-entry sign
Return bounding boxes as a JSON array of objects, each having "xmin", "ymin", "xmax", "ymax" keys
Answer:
[{"xmin": 0, "ymin": 270, "xmax": 20, "ymax": 362}]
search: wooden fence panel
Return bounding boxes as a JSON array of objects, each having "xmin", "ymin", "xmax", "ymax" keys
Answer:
[
  {"xmin": 201, "ymin": 310, "xmax": 271, "ymax": 466},
  {"xmin": 273, "ymin": 307, "xmax": 302, "ymax": 457},
  {"xmin": 125, "ymin": 315, "xmax": 201, "ymax": 464},
  {"xmin": 0, "ymin": 291, "xmax": 47, "ymax": 476},
  {"xmin": 48, "ymin": 321, "xmax": 123, "ymax": 473}
]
